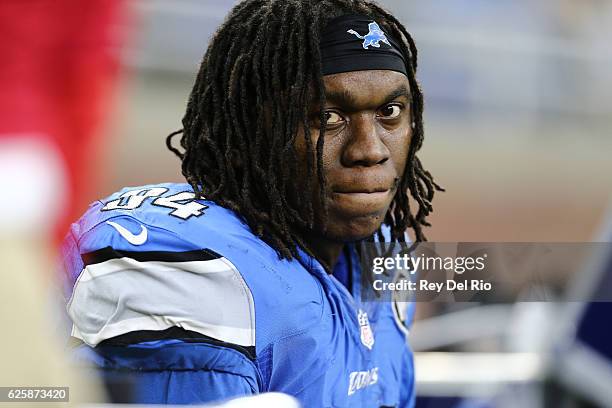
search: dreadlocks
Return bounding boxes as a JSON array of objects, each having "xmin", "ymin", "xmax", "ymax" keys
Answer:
[{"xmin": 166, "ymin": 0, "xmax": 443, "ymax": 260}]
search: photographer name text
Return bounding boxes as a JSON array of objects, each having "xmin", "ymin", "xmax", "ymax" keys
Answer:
[{"xmin": 373, "ymin": 279, "xmax": 492, "ymax": 292}]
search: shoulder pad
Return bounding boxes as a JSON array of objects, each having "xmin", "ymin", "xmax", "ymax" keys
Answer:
[
  {"xmin": 67, "ymin": 238, "xmax": 255, "ymax": 348},
  {"xmin": 64, "ymin": 183, "xmax": 256, "ymax": 348}
]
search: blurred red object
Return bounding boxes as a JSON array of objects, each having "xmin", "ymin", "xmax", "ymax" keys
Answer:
[{"xmin": 0, "ymin": 0, "xmax": 130, "ymax": 245}]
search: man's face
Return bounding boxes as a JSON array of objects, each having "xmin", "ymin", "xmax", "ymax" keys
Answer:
[{"xmin": 294, "ymin": 69, "xmax": 412, "ymax": 242}]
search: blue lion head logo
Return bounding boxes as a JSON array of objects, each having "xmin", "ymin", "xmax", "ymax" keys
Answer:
[{"xmin": 347, "ymin": 22, "xmax": 391, "ymax": 49}]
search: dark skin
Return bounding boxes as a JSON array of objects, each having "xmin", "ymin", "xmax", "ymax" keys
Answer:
[{"xmin": 294, "ymin": 70, "xmax": 413, "ymax": 272}]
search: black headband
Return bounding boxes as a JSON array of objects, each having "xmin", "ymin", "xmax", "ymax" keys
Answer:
[{"xmin": 319, "ymin": 14, "xmax": 408, "ymax": 77}]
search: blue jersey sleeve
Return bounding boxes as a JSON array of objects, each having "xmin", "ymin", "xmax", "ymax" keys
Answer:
[
  {"xmin": 73, "ymin": 338, "xmax": 261, "ymax": 404},
  {"xmin": 64, "ymin": 184, "xmax": 264, "ymax": 404}
]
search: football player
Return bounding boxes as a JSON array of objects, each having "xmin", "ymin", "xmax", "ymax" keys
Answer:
[{"xmin": 63, "ymin": 1, "xmax": 442, "ymax": 406}]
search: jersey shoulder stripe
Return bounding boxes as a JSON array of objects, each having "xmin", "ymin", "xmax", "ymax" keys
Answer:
[
  {"xmin": 81, "ymin": 246, "xmax": 222, "ymax": 265},
  {"xmin": 68, "ymin": 240, "xmax": 256, "ymax": 348}
]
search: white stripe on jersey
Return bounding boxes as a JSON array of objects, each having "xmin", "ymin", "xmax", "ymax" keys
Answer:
[{"xmin": 69, "ymin": 255, "xmax": 255, "ymax": 347}]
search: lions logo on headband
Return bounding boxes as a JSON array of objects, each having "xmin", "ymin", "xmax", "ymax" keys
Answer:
[{"xmin": 347, "ymin": 22, "xmax": 391, "ymax": 50}]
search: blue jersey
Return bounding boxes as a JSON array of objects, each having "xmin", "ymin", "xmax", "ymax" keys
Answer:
[{"xmin": 62, "ymin": 183, "xmax": 415, "ymax": 407}]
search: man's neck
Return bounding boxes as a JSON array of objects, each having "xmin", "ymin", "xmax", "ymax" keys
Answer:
[{"xmin": 298, "ymin": 230, "xmax": 344, "ymax": 274}]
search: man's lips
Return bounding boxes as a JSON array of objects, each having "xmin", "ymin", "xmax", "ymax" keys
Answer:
[
  {"xmin": 329, "ymin": 180, "xmax": 398, "ymax": 215},
  {"xmin": 333, "ymin": 187, "xmax": 390, "ymax": 194},
  {"xmin": 332, "ymin": 177, "xmax": 399, "ymax": 195},
  {"xmin": 331, "ymin": 190, "xmax": 392, "ymax": 204}
]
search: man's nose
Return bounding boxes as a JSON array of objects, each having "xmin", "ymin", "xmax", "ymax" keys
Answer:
[{"xmin": 341, "ymin": 114, "xmax": 390, "ymax": 167}]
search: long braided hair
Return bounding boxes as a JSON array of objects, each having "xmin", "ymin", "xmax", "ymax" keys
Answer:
[{"xmin": 166, "ymin": 0, "xmax": 443, "ymax": 260}]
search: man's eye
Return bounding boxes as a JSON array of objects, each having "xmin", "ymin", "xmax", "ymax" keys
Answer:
[
  {"xmin": 324, "ymin": 111, "xmax": 344, "ymax": 125},
  {"xmin": 378, "ymin": 104, "xmax": 402, "ymax": 119}
]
